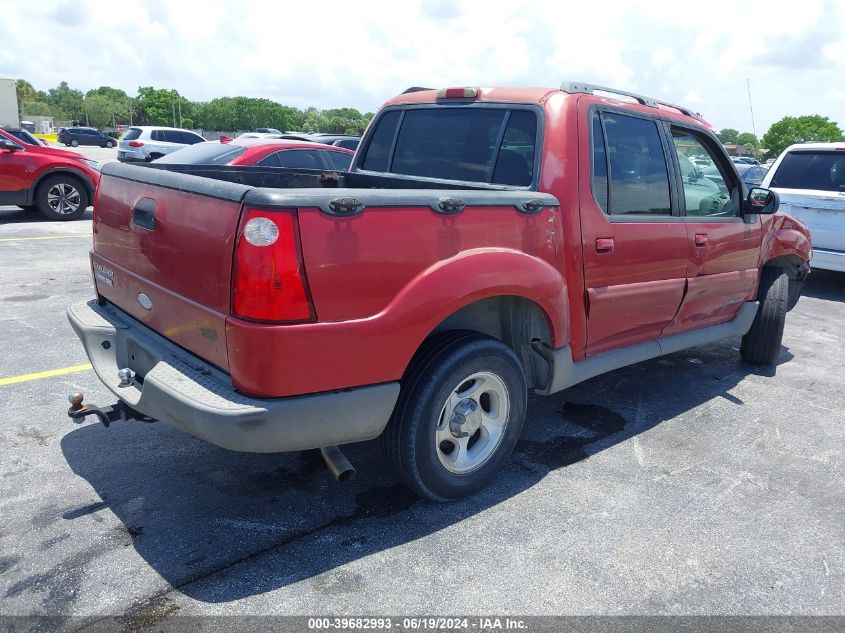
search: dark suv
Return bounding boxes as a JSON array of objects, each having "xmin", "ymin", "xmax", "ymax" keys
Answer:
[{"xmin": 58, "ymin": 127, "xmax": 116, "ymax": 148}]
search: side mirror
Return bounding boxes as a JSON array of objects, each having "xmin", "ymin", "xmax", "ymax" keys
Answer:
[
  {"xmin": 0, "ymin": 138, "xmax": 22, "ymax": 152},
  {"xmin": 744, "ymin": 187, "xmax": 779, "ymax": 215}
]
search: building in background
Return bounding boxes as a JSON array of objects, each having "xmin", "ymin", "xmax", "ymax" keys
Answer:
[
  {"xmin": 20, "ymin": 115, "xmax": 55, "ymax": 134},
  {"xmin": 0, "ymin": 77, "xmax": 19, "ymax": 128}
]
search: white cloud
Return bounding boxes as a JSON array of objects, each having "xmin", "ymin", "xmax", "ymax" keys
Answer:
[{"xmin": 0, "ymin": 0, "xmax": 843, "ymax": 134}]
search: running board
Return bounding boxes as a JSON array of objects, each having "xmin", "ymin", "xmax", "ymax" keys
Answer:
[{"xmin": 533, "ymin": 301, "xmax": 759, "ymax": 396}]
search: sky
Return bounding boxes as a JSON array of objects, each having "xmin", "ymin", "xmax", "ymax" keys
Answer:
[{"xmin": 1, "ymin": 0, "xmax": 844, "ymax": 136}]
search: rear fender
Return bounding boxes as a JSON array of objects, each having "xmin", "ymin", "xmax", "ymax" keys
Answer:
[
  {"xmin": 386, "ymin": 248, "xmax": 569, "ymax": 348},
  {"xmin": 226, "ymin": 248, "xmax": 569, "ymax": 397}
]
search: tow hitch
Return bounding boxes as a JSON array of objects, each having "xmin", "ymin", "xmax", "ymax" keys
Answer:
[{"xmin": 67, "ymin": 392, "xmax": 154, "ymax": 427}]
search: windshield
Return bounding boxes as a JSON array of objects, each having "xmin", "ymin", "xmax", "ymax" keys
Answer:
[
  {"xmin": 154, "ymin": 142, "xmax": 247, "ymax": 165},
  {"xmin": 770, "ymin": 151, "xmax": 845, "ymax": 192}
]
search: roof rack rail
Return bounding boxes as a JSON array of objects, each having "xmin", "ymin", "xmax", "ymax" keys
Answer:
[
  {"xmin": 560, "ymin": 81, "xmax": 699, "ymax": 117},
  {"xmin": 402, "ymin": 86, "xmax": 434, "ymax": 94}
]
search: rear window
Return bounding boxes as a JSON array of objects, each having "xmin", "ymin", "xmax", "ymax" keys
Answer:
[
  {"xmin": 122, "ymin": 128, "xmax": 142, "ymax": 141},
  {"xmin": 770, "ymin": 151, "xmax": 845, "ymax": 192},
  {"xmin": 361, "ymin": 107, "xmax": 538, "ymax": 186},
  {"xmin": 155, "ymin": 142, "xmax": 246, "ymax": 165}
]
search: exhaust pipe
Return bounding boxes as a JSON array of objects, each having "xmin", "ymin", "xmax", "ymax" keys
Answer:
[{"xmin": 320, "ymin": 446, "xmax": 356, "ymax": 482}]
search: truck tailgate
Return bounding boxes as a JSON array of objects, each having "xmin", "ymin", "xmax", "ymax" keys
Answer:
[{"xmin": 92, "ymin": 163, "xmax": 250, "ymax": 371}]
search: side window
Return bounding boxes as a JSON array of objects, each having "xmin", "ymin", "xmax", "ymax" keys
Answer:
[
  {"xmin": 591, "ymin": 112, "xmax": 608, "ymax": 212},
  {"xmin": 671, "ymin": 131, "xmax": 738, "ymax": 217},
  {"xmin": 325, "ymin": 150, "xmax": 353, "ymax": 171},
  {"xmin": 362, "ymin": 110, "xmax": 400, "ymax": 172},
  {"xmin": 151, "ymin": 130, "xmax": 164, "ymax": 142},
  {"xmin": 183, "ymin": 132, "xmax": 204, "ymax": 145},
  {"xmin": 275, "ymin": 150, "xmax": 325, "ymax": 169},
  {"xmin": 602, "ymin": 113, "xmax": 671, "ymax": 216}
]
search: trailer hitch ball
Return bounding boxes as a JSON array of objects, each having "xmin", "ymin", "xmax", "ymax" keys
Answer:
[{"xmin": 68, "ymin": 392, "xmax": 85, "ymax": 412}]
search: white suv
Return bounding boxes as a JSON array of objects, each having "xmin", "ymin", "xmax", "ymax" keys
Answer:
[
  {"xmin": 118, "ymin": 126, "xmax": 206, "ymax": 163},
  {"xmin": 762, "ymin": 142, "xmax": 845, "ymax": 272}
]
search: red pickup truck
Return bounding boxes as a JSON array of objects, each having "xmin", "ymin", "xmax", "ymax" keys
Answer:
[{"xmin": 67, "ymin": 83, "xmax": 811, "ymax": 501}]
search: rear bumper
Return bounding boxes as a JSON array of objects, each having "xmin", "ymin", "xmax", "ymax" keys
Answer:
[
  {"xmin": 117, "ymin": 149, "xmax": 147, "ymax": 163},
  {"xmin": 811, "ymin": 248, "xmax": 845, "ymax": 273},
  {"xmin": 67, "ymin": 299, "xmax": 400, "ymax": 452}
]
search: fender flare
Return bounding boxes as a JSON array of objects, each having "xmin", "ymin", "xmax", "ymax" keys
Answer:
[{"xmin": 382, "ymin": 247, "xmax": 569, "ymax": 350}]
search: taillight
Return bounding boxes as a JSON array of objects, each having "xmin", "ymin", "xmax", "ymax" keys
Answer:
[
  {"xmin": 128, "ymin": 141, "xmax": 144, "ymax": 147},
  {"xmin": 232, "ymin": 209, "xmax": 314, "ymax": 322}
]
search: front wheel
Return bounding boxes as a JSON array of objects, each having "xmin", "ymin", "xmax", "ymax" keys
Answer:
[
  {"xmin": 740, "ymin": 268, "xmax": 788, "ymax": 364},
  {"xmin": 383, "ymin": 332, "xmax": 527, "ymax": 501},
  {"xmin": 35, "ymin": 175, "xmax": 88, "ymax": 221}
]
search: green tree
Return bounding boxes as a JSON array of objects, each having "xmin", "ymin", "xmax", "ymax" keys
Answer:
[
  {"xmin": 736, "ymin": 132, "xmax": 758, "ymax": 147},
  {"xmin": 46, "ymin": 81, "xmax": 85, "ymax": 122},
  {"xmin": 136, "ymin": 86, "xmax": 195, "ymax": 127},
  {"xmin": 21, "ymin": 101, "xmax": 51, "ymax": 116},
  {"xmin": 15, "ymin": 79, "xmax": 37, "ymax": 116},
  {"xmin": 84, "ymin": 86, "xmax": 132, "ymax": 127},
  {"xmin": 762, "ymin": 115, "xmax": 844, "ymax": 158},
  {"xmin": 717, "ymin": 128, "xmax": 739, "ymax": 144}
]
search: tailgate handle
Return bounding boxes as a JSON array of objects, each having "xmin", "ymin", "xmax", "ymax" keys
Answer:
[{"xmin": 132, "ymin": 198, "xmax": 157, "ymax": 231}]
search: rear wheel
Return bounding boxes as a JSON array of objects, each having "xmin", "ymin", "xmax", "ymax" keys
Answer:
[
  {"xmin": 35, "ymin": 175, "xmax": 88, "ymax": 221},
  {"xmin": 383, "ymin": 332, "xmax": 527, "ymax": 501},
  {"xmin": 787, "ymin": 277, "xmax": 803, "ymax": 311},
  {"xmin": 147, "ymin": 152, "xmax": 164, "ymax": 161},
  {"xmin": 740, "ymin": 268, "xmax": 788, "ymax": 364},
  {"xmin": 105, "ymin": 140, "xmax": 115, "ymax": 148},
  {"xmin": 70, "ymin": 139, "xmax": 79, "ymax": 147}
]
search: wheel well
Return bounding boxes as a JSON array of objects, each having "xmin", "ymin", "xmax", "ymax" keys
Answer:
[
  {"xmin": 763, "ymin": 254, "xmax": 805, "ymax": 279},
  {"xmin": 33, "ymin": 170, "xmax": 93, "ymax": 203},
  {"xmin": 430, "ymin": 296, "xmax": 553, "ymax": 390}
]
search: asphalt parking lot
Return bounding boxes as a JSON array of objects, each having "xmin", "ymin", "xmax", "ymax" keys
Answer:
[{"xmin": 0, "ymin": 187, "xmax": 843, "ymax": 627}]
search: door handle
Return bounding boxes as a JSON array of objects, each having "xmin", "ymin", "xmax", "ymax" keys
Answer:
[
  {"xmin": 694, "ymin": 233, "xmax": 709, "ymax": 247},
  {"xmin": 595, "ymin": 237, "xmax": 615, "ymax": 253}
]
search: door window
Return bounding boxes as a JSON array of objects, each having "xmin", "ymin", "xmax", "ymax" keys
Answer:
[
  {"xmin": 593, "ymin": 112, "xmax": 672, "ymax": 215},
  {"xmin": 671, "ymin": 131, "xmax": 738, "ymax": 217}
]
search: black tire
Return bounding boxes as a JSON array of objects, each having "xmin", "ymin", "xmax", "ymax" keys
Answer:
[
  {"xmin": 740, "ymin": 268, "xmax": 788, "ymax": 364},
  {"xmin": 787, "ymin": 277, "xmax": 803, "ymax": 311},
  {"xmin": 105, "ymin": 140, "xmax": 115, "ymax": 148},
  {"xmin": 34, "ymin": 175, "xmax": 89, "ymax": 221},
  {"xmin": 383, "ymin": 332, "xmax": 527, "ymax": 501},
  {"xmin": 70, "ymin": 139, "xmax": 79, "ymax": 147},
  {"xmin": 16, "ymin": 205, "xmax": 37, "ymax": 212}
]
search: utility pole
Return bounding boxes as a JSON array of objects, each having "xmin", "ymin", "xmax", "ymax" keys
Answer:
[
  {"xmin": 178, "ymin": 100, "xmax": 182, "ymax": 128},
  {"xmin": 746, "ymin": 78, "xmax": 757, "ymax": 140},
  {"xmin": 172, "ymin": 100, "xmax": 176, "ymax": 127}
]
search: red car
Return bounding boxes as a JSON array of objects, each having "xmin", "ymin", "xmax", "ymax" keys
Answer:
[
  {"xmin": 154, "ymin": 137, "xmax": 355, "ymax": 170},
  {"xmin": 69, "ymin": 82, "xmax": 811, "ymax": 500},
  {"xmin": 0, "ymin": 128, "xmax": 101, "ymax": 220}
]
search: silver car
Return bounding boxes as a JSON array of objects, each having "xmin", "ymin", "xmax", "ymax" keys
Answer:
[{"xmin": 117, "ymin": 126, "xmax": 206, "ymax": 163}]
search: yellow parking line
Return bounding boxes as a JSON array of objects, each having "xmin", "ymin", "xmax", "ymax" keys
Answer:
[
  {"xmin": 0, "ymin": 363, "xmax": 92, "ymax": 386},
  {"xmin": 0, "ymin": 235, "xmax": 89, "ymax": 243}
]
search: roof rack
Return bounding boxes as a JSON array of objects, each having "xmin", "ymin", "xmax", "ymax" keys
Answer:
[
  {"xmin": 560, "ymin": 81, "xmax": 700, "ymax": 117},
  {"xmin": 402, "ymin": 86, "xmax": 434, "ymax": 94}
]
